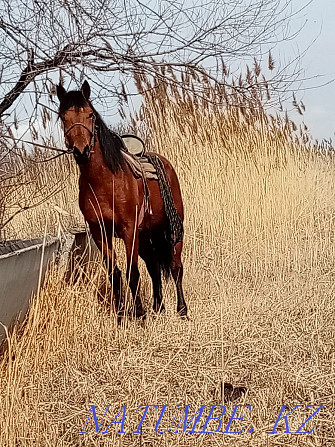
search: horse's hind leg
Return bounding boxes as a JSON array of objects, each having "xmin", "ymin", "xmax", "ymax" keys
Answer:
[
  {"xmin": 147, "ymin": 259, "xmax": 164, "ymax": 313},
  {"xmin": 171, "ymin": 241, "xmax": 188, "ymax": 318},
  {"xmin": 139, "ymin": 238, "xmax": 164, "ymax": 313}
]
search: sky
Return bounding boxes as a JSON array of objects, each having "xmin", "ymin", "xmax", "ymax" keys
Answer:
[
  {"xmin": 103, "ymin": 0, "xmax": 335, "ymax": 142},
  {"xmin": 283, "ymin": 0, "xmax": 335, "ymax": 141},
  {"xmin": 97, "ymin": 0, "xmax": 335, "ymax": 142},
  {"xmin": 71, "ymin": 0, "xmax": 335, "ymax": 142},
  {"xmin": 8, "ymin": 0, "xmax": 335, "ymax": 144}
]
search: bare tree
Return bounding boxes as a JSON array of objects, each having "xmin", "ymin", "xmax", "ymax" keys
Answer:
[
  {"xmin": 0, "ymin": 0, "xmax": 299, "ymax": 119},
  {"xmin": 0, "ymin": 0, "xmax": 305, "ymax": 236}
]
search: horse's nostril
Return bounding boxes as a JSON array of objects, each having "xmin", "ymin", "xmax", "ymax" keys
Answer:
[
  {"xmin": 73, "ymin": 147, "xmax": 81, "ymax": 159},
  {"xmin": 73, "ymin": 146, "xmax": 90, "ymax": 165},
  {"xmin": 73, "ymin": 146, "xmax": 88, "ymax": 154}
]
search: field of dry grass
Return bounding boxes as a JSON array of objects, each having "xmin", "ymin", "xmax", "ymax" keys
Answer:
[{"xmin": 1, "ymin": 72, "xmax": 335, "ymax": 446}]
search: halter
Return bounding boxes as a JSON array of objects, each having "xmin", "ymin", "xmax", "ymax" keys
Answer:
[{"xmin": 63, "ymin": 112, "xmax": 96, "ymax": 157}]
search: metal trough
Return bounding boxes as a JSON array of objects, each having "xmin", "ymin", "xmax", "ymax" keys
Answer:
[{"xmin": 0, "ymin": 237, "xmax": 60, "ymax": 346}]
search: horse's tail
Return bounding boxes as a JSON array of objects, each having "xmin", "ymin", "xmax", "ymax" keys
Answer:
[
  {"xmin": 147, "ymin": 153, "xmax": 184, "ymax": 247},
  {"xmin": 152, "ymin": 231, "xmax": 173, "ymax": 279},
  {"xmin": 146, "ymin": 153, "xmax": 184, "ymax": 279}
]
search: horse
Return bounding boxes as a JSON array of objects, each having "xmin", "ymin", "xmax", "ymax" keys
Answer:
[{"xmin": 57, "ymin": 81, "xmax": 188, "ymax": 320}]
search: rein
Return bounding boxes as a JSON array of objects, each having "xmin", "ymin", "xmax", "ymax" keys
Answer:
[{"xmin": 1, "ymin": 134, "xmax": 71, "ymax": 154}]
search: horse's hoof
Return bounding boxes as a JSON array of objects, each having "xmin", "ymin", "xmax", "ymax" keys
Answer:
[
  {"xmin": 116, "ymin": 311, "xmax": 126, "ymax": 325},
  {"xmin": 134, "ymin": 308, "xmax": 147, "ymax": 321},
  {"xmin": 177, "ymin": 307, "xmax": 188, "ymax": 320},
  {"xmin": 153, "ymin": 303, "xmax": 165, "ymax": 314},
  {"xmin": 135, "ymin": 311, "xmax": 146, "ymax": 328}
]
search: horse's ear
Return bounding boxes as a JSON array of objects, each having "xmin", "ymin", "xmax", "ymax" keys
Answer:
[
  {"xmin": 81, "ymin": 80, "xmax": 90, "ymax": 101},
  {"xmin": 56, "ymin": 84, "xmax": 66, "ymax": 102}
]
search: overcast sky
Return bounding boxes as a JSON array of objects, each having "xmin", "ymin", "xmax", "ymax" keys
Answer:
[
  {"xmin": 100, "ymin": 0, "xmax": 335, "ymax": 142},
  {"xmin": 10, "ymin": 0, "xmax": 335, "ymax": 144},
  {"xmin": 286, "ymin": 0, "xmax": 335, "ymax": 141}
]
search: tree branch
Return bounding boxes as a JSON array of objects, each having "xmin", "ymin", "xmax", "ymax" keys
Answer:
[{"xmin": 0, "ymin": 45, "xmax": 72, "ymax": 117}]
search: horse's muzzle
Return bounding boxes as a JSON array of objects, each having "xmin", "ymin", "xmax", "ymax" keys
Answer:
[{"xmin": 73, "ymin": 145, "xmax": 91, "ymax": 164}]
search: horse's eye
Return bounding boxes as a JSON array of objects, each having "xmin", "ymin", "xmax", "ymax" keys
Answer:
[{"xmin": 88, "ymin": 112, "xmax": 94, "ymax": 118}]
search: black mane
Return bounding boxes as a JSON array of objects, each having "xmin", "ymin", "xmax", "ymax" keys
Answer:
[{"xmin": 58, "ymin": 91, "xmax": 125, "ymax": 173}]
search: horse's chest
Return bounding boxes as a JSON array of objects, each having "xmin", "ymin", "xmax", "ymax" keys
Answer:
[
  {"xmin": 79, "ymin": 187, "xmax": 115, "ymax": 224},
  {"xmin": 78, "ymin": 174, "xmax": 139, "ymax": 232}
]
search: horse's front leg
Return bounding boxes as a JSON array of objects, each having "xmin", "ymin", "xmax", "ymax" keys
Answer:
[
  {"xmin": 124, "ymin": 228, "xmax": 146, "ymax": 319},
  {"xmin": 90, "ymin": 228, "xmax": 124, "ymax": 318}
]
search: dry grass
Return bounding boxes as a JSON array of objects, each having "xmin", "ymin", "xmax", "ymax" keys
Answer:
[
  {"xmin": 0, "ymin": 151, "xmax": 82, "ymax": 240},
  {"xmin": 1, "ymin": 71, "xmax": 335, "ymax": 446}
]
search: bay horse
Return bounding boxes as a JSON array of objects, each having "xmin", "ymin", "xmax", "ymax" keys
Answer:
[{"xmin": 57, "ymin": 81, "xmax": 188, "ymax": 320}]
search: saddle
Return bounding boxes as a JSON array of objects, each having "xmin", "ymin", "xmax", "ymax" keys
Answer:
[
  {"xmin": 121, "ymin": 134, "xmax": 157, "ymax": 181},
  {"xmin": 120, "ymin": 134, "xmax": 156, "ymax": 227},
  {"xmin": 120, "ymin": 134, "xmax": 183, "ymax": 245}
]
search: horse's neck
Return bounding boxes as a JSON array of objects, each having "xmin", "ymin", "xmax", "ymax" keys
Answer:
[{"xmin": 79, "ymin": 141, "xmax": 112, "ymax": 180}]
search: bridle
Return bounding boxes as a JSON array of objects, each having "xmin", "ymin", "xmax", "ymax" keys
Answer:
[{"xmin": 62, "ymin": 111, "xmax": 96, "ymax": 159}]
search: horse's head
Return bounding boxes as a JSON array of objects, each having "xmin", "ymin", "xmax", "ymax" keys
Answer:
[{"xmin": 57, "ymin": 81, "xmax": 95, "ymax": 164}]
